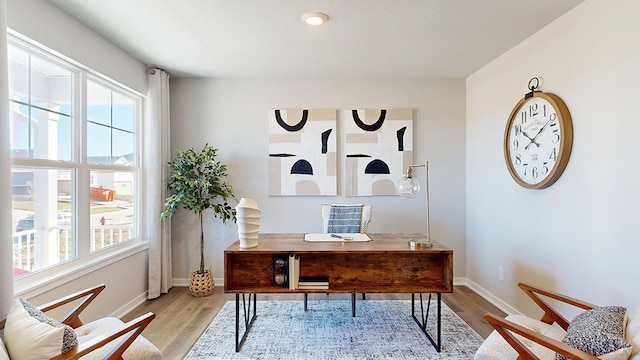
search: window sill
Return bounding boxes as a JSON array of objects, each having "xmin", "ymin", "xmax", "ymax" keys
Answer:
[{"xmin": 14, "ymin": 240, "xmax": 149, "ymax": 298}]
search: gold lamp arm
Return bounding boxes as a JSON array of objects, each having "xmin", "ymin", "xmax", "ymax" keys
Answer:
[{"xmin": 400, "ymin": 161, "xmax": 432, "ymax": 247}]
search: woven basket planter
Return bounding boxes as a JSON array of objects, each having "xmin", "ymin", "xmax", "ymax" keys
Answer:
[{"xmin": 189, "ymin": 270, "xmax": 215, "ymax": 297}]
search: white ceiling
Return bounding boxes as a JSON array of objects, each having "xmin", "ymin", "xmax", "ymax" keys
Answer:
[{"xmin": 49, "ymin": 0, "xmax": 584, "ymax": 79}]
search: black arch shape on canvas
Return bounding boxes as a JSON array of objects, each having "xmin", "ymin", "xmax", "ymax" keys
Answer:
[
  {"xmin": 321, "ymin": 129, "xmax": 332, "ymax": 154},
  {"xmin": 291, "ymin": 159, "xmax": 313, "ymax": 175},
  {"xmin": 396, "ymin": 126, "xmax": 407, "ymax": 151},
  {"xmin": 364, "ymin": 159, "xmax": 390, "ymax": 174},
  {"xmin": 352, "ymin": 109, "xmax": 386, "ymax": 132},
  {"xmin": 275, "ymin": 109, "xmax": 308, "ymax": 132}
]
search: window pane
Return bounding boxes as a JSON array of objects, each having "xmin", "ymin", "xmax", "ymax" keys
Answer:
[
  {"xmin": 90, "ymin": 170, "xmax": 136, "ymax": 252},
  {"xmin": 87, "ymin": 122, "xmax": 112, "ymax": 161},
  {"xmin": 12, "ymin": 168, "xmax": 76, "ymax": 277},
  {"xmin": 8, "ymin": 44, "xmax": 73, "ymax": 161},
  {"xmin": 87, "ymin": 81, "xmax": 136, "ymax": 166},
  {"xmin": 113, "ymin": 129, "xmax": 133, "ymax": 163},
  {"xmin": 31, "ymin": 55, "xmax": 73, "ymax": 113},
  {"xmin": 112, "ymin": 92, "xmax": 134, "ymax": 132},
  {"xmin": 9, "ymin": 101, "xmax": 33, "ymax": 159},
  {"xmin": 87, "ymin": 80, "xmax": 112, "ymax": 126},
  {"xmin": 31, "ymin": 108, "xmax": 72, "ymax": 161}
]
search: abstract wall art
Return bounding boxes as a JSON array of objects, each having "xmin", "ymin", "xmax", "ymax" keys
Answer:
[
  {"xmin": 344, "ymin": 108, "xmax": 413, "ymax": 196},
  {"xmin": 268, "ymin": 109, "xmax": 337, "ymax": 196}
]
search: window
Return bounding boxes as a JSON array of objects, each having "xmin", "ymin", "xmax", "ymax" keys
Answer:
[{"xmin": 9, "ymin": 36, "xmax": 142, "ymax": 278}]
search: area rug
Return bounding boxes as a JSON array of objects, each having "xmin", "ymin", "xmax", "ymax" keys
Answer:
[{"xmin": 185, "ymin": 300, "xmax": 484, "ymax": 359}]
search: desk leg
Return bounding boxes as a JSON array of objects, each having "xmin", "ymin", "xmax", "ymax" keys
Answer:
[
  {"xmin": 351, "ymin": 293, "xmax": 356, "ymax": 317},
  {"xmin": 411, "ymin": 292, "xmax": 441, "ymax": 352},
  {"xmin": 235, "ymin": 293, "xmax": 257, "ymax": 352}
]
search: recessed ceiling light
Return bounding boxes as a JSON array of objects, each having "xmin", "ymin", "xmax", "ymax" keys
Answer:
[{"xmin": 301, "ymin": 12, "xmax": 329, "ymax": 26}]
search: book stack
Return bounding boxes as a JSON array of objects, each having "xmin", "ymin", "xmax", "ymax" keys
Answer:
[
  {"xmin": 287, "ymin": 254, "xmax": 329, "ymax": 290},
  {"xmin": 297, "ymin": 276, "xmax": 329, "ymax": 290}
]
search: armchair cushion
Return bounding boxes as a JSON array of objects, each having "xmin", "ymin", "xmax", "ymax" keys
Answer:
[
  {"xmin": 75, "ymin": 317, "xmax": 162, "ymax": 360},
  {"xmin": 475, "ymin": 314, "xmax": 567, "ymax": 360},
  {"xmin": 4, "ymin": 298, "xmax": 77, "ymax": 360},
  {"xmin": 0, "ymin": 338, "xmax": 9, "ymax": 360},
  {"xmin": 556, "ymin": 306, "xmax": 631, "ymax": 360},
  {"xmin": 627, "ymin": 306, "xmax": 640, "ymax": 360}
]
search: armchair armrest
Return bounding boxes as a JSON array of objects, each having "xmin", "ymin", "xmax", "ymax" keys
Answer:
[
  {"xmin": 38, "ymin": 283, "xmax": 106, "ymax": 329},
  {"xmin": 518, "ymin": 282, "xmax": 597, "ymax": 330},
  {"xmin": 0, "ymin": 284, "xmax": 106, "ymax": 331},
  {"xmin": 484, "ymin": 313, "xmax": 599, "ymax": 360},
  {"xmin": 50, "ymin": 312, "xmax": 156, "ymax": 360}
]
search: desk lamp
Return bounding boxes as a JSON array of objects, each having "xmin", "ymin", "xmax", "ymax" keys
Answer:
[{"xmin": 396, "ymin": 161, "xmax": 432, "ymax": 248}]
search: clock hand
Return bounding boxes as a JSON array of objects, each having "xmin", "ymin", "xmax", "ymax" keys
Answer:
[
  {"xmin": 522, "ymin": 131, "xmax": 540, "ymax": 149},
  {"xmin": 525, "ymin": 119, "xmax": 553, "ymax": 150}
]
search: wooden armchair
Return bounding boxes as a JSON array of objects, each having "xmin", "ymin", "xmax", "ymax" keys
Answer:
[
  {"xmin": 0, "ymin": 284, "xmax": 162, "ymax": 360},
  {"xmin": 475, "ymin": 283, "xmax": 639, "ymax": 360}
]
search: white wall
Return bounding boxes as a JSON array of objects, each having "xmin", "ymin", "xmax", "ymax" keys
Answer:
[
  {"xmin": 5, "ymin": 0, "xmax": 149, "ymax": 320},
  {"xmin": 169, "ymin": 78, "xmax": 467, "ymax": 284},
  {"xmin": 466, "ymin": 0, "xmax": 640, "ymax": 317}
]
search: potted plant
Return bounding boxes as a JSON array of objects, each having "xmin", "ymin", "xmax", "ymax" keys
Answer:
[{"xmin": 161, "ymin": 143, "xmax": 236, "ymax": 297}]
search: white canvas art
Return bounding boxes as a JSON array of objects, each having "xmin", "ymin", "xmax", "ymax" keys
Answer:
[
  {"xmin": 268, "ymin": 109, "xmax": 337, "ymax": 196},
  {"xmin": 344, "ymin": 108, "xmax": 413, "ymax": 196}
]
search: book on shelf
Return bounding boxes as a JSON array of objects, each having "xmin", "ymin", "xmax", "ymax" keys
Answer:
[
  {"xmin": 288, "ymin": 254, "xmax": 300, "ymax": 290},
  {"xmin": 298, "ymin": 276, "xmax": 329, "ymax": 286},
  {"xmin": 297, "ymin": 284, "xmax": 329, "ymax": 290}
]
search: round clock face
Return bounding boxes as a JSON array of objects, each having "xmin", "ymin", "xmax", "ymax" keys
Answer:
[{"xmin": 504, "ymin": 92, "xmax": 573, "ymax": 189}]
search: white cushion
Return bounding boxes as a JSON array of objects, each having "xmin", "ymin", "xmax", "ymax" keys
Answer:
[
  {"xmin": 75, "ymin": 317, "xmax": 162, "ymax": 360},
  {"xmin": 627, "ymin": 305, "xmax": 640, "ymax": 360},
  {"xmin": 474, "ymin": 314, "xmax": 567, "ymax": 360},
  {"xmin": 4, "ymin": 298, "xmax": 74, "ymax": 360},
  {"xmin": 0, "ymin": 338, "xmax": 9, "ymax": 360}
]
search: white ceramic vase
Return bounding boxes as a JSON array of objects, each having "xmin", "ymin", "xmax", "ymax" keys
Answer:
[{"xmin": 236, "ymin": 198, "xmax": 261, "ymax": 248}]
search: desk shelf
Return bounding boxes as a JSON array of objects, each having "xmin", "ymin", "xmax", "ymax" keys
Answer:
[{"xmin": 224, "ymin": 233, "xmax": 453, "ymax": 294}]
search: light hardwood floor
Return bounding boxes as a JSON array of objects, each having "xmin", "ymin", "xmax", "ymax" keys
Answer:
[{"xmin": 122, "ymin": 286, "xmax": 506, "ymax": 360}]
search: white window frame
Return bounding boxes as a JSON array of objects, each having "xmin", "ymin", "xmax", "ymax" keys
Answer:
[{"xmin": 8, "ymin": 33, "xmax": 148, "ymax": 297}]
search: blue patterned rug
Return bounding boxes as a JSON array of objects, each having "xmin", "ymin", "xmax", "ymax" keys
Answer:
[{"xmin": 185, "ymin": 300, "xmax": 484, "ymax": 359}]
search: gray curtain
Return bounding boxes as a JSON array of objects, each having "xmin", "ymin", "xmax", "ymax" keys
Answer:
[
  {"xmin": 1, "ymin": 0, "xmax": 16, "ymax": 319},
  {"xmin": 146, "ymin": 68, "xmax": 172, "ymax": 299}
]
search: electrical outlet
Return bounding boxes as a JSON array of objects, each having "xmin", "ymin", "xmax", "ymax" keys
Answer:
[{"xmin": 498, "ymin": 266, "xmax": 504, "ymax": 281}]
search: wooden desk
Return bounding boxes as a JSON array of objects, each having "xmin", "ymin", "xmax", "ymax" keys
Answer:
[{"xmin": 224, "ymin": 233, "xmax": 453, "ymax": 352}]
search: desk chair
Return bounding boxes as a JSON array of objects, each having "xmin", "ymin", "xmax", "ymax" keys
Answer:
[{"xmin": 303, "ymin": 204, "xmax": 372, "ymax": 313}]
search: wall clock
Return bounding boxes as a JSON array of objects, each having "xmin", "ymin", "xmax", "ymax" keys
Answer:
[{"xmin": 504, "ymin": 78, "xmax": 573, "ymax": 189}]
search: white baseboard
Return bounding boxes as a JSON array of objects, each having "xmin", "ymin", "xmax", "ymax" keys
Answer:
[
  {"xmin": 462, "ymin": 278, "xmax": 520, "ymax": 316},
  {"xmin": 113, "ymin": 290, "xmax": 149, "ymax": 318}
]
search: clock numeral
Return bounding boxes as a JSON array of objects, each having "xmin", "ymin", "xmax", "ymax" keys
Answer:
[
  {"xmin": 549, "ymin": 112, "xmax": 557, "ymax": 125},
  {"xmin": 522, "ymin": 163, "xmax": 529, "ymax": 175},
  {"xmin": 514, "ymin": 153, "xmax": 522, "ymax": 165},
  {"xmin": 531, "ymin": 166, "xmax": 539, "ymax": 179},
  {"xmin": 549, "ymin": 147, "xmax": 558, "ymax": 161},
  {"xmin": 542, "ymin": 162, "xmax": 549, "ymax": 176},
  {"xmin": 552, "ymin": 129, "xmax": 560, "ymax": 144},
  {"xmin": 511, "ymin": 139, "xmax": 519, "ymax": 150},
  {"xmin": 529, "ymin": 103, "xmax": 538, "ymax": 117},
  {"xmin": 514, "ymin": 124, "xmax": 522, "ymax": 136},
  {"xmin": 520, "ymin": 110, "xmax": 527, "ymax": 124},
  {"xmin": 543, "ymin": 104, "xmax": 547, "ymax": 117}
]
